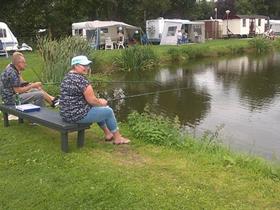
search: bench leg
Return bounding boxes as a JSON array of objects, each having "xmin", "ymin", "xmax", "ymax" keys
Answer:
[
  {"xmin": 61, "ymin": 132, "xmax": 69, "ymax": 152},
  {"xmin": 3, "ymin": 112, "xmax": 9, "ymax": 127},
  {"xmin": 77, "ymin": 130, "xmax": 85, "ymax": 148}
]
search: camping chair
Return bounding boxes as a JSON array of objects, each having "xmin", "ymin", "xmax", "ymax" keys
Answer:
[
  {"xmin": 117, "ymin": 37, "xmax": 125, "ymax": 49},
  {"xmin": 105, "ymin": 37, "xmax": 114, "ymax": 50},
  {"xmin": 0, "ymin": 40, "xmax": 8, "ymax": 57}
]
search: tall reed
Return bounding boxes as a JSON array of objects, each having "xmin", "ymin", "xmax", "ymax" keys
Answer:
[
  {"xmin": 37, "ymin": 36, "xmax": 92, "ymax": 83},
  {"xmin": 114, "ymin": 45, "xmax": 158, "ymax": 72}
]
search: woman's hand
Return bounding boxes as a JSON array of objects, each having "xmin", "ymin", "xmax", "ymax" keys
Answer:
[
  {"xmin": 84, "ymin": 85, "xmax": 108, "ymax": 106},
  {"xmin": 98, "ymin": 98, "xmax": 108, "ymax": 106}
]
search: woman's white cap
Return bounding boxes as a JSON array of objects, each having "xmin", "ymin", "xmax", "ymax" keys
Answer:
[{"xmin": 71, "ymin": 55, "xmax": 92, "ymax": 66}]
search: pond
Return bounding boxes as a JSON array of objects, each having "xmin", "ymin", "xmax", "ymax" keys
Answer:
[{"xmin": 103, "ymin": 53, "xmax": 280, "ymax": 160}]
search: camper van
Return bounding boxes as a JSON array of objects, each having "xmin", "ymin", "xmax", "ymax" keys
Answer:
[{"xmin": 0, "ymin": 22, "xmax": 18, "ymax": 51}]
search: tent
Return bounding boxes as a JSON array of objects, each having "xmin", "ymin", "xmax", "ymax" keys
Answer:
[{"xmin": 72, "ymin": 20, "xmax": 141, "ymax": 49}]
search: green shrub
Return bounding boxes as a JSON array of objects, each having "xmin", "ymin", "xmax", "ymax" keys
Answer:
[
  {"xmin": 248, "ymin": 37, "xmax": 271, "ymax": 54},
  {"xmin": 114, "ymin": 45, "xmax": 158, "ymax": 72},
  {"xmin": 127, "ymin": 110, "xmax": 183, "ymax": 147},
  {"xmin": 37, "ymin": 36, "xmax": 92, "ymax": 83}
]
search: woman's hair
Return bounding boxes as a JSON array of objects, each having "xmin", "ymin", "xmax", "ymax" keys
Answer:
[{"xmin": 12, "ymin": 52, "xmax": 24, "ymax": 65}]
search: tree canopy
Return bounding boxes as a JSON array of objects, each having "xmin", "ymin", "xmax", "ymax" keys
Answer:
[{"xmin": 0, "ymin": 0, "xmax": 278, "ymax": 43}]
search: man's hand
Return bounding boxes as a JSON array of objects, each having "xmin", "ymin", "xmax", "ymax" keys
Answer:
[{"xmin": 30, "ymin": 82, "xmax": 42, "ymax": 89}]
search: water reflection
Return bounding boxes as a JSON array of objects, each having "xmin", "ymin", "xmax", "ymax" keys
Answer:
[{"xmin": 104, "ymin": 53, "xmax": 280, "ymax": 160}]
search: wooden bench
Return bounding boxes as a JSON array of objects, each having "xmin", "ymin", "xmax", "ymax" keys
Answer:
[{"xmin": 0, "ymin": 104, "xmax": 91, "ymax": 152}]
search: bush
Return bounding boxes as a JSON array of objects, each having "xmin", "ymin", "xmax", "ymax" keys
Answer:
[
  {"xmin": 127, "ymin": 109, "xmax": 183, "ymax": 147},
  {"xmin": 37, "ymin": 36, "xmax": 92, "ymax": 83},
  {"xmin": 248, "ymin": 37, "xmax": 271, "ymax": 54},
  {"xmin": 114, "ymin": 45, "xmax": 158, "ymax": 72}
]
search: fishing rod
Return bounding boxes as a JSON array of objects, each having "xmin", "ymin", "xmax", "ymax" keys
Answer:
[
  {"xmin": 108, "ymin": 87, "xmax": 190, "ymax": 102},
  {"xmin": 31, "ymin": 80, "xmax": 161, "ymax": 86},
  {"xmin": 91, "ymin": 79, "xmax": 162, "ymax": 86}
]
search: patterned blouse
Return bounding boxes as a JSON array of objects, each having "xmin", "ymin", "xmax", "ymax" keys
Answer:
[
  {"xmin": 60, "ymin": 72, "xmax": 91, "ymax": 123},
  {"xmin": 0, "ymin": 64, "xmax": 21, "ymax": 105}
]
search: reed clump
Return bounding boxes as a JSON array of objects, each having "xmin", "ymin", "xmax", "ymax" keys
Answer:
[
  {"xmin": 37, "ymin": 36, "xmax": 92, "ymax": 83},
  {"xmin": 114, "ymin": 45, "xmax": 158, "ymax": 72}
]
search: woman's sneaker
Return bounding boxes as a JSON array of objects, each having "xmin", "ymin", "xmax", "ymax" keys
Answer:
[{"xmin": 51, "ymin": 96, "xmax": 60, "ymax": 108}]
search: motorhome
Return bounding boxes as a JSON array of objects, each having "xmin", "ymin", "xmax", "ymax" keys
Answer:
[
  {"xmin": 0, "ymin": 22, "xmax": 18, "ymax": 51},
  {"xmin": 72, "ymin": 20, "xmax": 140, "ymax": 49}
]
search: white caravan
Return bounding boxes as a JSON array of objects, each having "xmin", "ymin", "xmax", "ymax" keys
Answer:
[
  {"xmin": 146, "ymin": 17, "xmax": 166, "ymax": 44},
  {"xmin": 160, "ymin": 20, "xmax": 205, "ymax": 45},
  {"xmin": 222, "ymin": 15, "xmax": 267, "ymax": 38},
  {"xmin": 0, "ymin": 22, "xmax": 18, "ymax": 51},
  {"xmin": 146, "ymin": 18, "xmax": 205, "ymax": 45},
  {"xmin": 269, "ymin": 20, "xmax": 280, "ymax": 35}
]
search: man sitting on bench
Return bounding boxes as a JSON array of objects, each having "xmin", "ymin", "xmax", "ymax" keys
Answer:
[{"xmin": 0, "ymin": 52, "xmax": 59, "ymax": 107}]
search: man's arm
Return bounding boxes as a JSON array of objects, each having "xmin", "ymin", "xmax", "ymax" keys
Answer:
[{"xmin": 13, "ymin": 82, "xmax": 42, "ymax": 94}]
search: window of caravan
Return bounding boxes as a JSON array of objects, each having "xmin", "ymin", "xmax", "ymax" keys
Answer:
[
  {"xmin": 0, "ymin": 28, "xmax": 7, "ymax": 38},
  {"xmin": 242, "ymin": 19, "xmax": 246, "ymax": 27},
  {"xmin": 74, "ymin": 29, "xmax": 83, "ymax": 36},
  {"xmin": 193, "ymin": 25, "xmax": 202, "ymax": 35},
  {"xmin": 167, "ymin": 26, "xmax": 177, "ymax": 36},
  {"xmin": 100, "ymin": 28, "xmax": 108, "ymax": 33},
  {"xmin": 258, "ymin": 19, "xmax": 261, "ymax": 26}
]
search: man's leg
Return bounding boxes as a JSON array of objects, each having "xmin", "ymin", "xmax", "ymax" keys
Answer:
[{"xmin": 20, "ymin": 90, "xmax": 45, "ymax": 106}]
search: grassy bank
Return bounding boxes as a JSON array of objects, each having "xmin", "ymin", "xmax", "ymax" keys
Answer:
[
  {"xmin": 1, "ymin": 119, "xmax": 280, "ymax": 209},
  {"xmin": 1, "ymin": 39, "xmax": 280, "ymax": 208}
]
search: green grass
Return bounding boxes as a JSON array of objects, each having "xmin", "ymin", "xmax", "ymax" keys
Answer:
[
  {"xmin": 1, "ymin": 121, "xmax": 280, "ymax": 209},
  {"xmin": 1, "ymin": 40, "xmax": 280, "ymax": 209}
]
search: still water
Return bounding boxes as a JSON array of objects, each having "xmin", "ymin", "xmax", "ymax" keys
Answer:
[{"xmin": 104, "ymin": 53, "xmax": 280, "ymax": 160}]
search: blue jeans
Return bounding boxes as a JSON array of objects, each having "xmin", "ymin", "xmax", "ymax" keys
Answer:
[{"xmin": 77, "ymin": 106, "xmax": 118, "ymax": 133}]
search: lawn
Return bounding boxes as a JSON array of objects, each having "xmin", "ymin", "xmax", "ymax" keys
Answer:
[
  {"xmin": 1, "ymin": 42, "xmax": 280, "ymax": 209},
  {"xmin": 0, "ymin": 121, "xmax": 280, "ymax": 209}
]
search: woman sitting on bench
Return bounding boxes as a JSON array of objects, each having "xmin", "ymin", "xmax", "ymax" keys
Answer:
[{"xmin": 59, "ymin": 55, "xmax": 130, "ymax": 145}]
